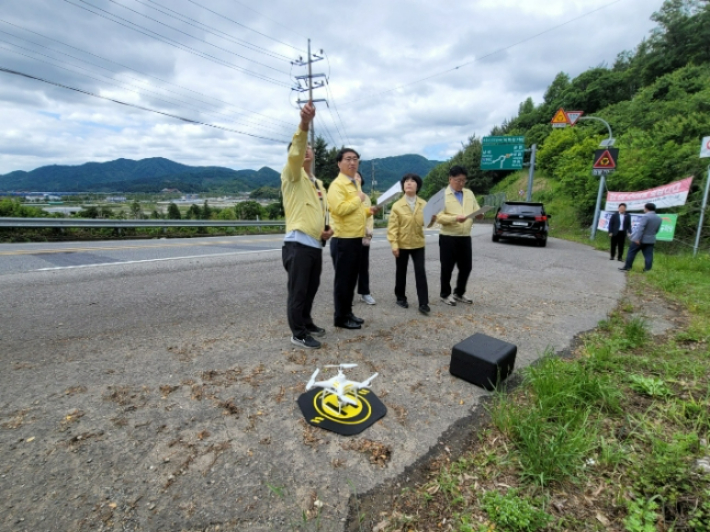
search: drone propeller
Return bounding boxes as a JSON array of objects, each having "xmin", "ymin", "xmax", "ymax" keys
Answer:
[
  {"xmin": 324, "ymin": 363, "xmax": 358, "ymax": 369},
  {"xmin": 306, "ymin": 368, "xmax": 320, "ymax": 390}
]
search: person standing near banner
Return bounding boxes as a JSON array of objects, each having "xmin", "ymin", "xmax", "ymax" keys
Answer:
[
  {"xmin": 608, "ymin": 202, "xmax": 632, "ymax": 261},
  {"xmin": 328, "ymin": 149, "xmax": 377, "ymax": 329},
  {"xmin": 435, "ymin": 165, "xmax": 483, "ymax": 306},
  {"xmin": 281, "ymin": 102, "xmax": 333, "ymax": 349},
  {"xmin": 619, "ymin": 203, "xmax": 662, "ymax": 273}
]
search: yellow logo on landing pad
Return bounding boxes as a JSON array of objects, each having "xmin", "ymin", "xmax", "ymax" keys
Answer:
[{"xmin": 313, "ymin": 390, "xmax": 372, "ymax": 425}]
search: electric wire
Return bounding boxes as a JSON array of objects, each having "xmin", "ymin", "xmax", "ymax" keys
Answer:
[
  {"xmin": 0, "ymin": 18, "xmax": 295, "ymax": 128},
  {"xmin": 132, "ymin": 0, "xmax": 293, "ymax": 62},
  {"xmin": 183, "ymin": 0, "xmax": 305, "ymax": 53},
  {"xmin": 315, "ymin": 114, "xmax": 338, "ymax": 150},
  {"xmin": 0, "ymin": 66, "xmax": 289, "ymax": 143},
  {"xmin": 0, "ymin": 42, "xmax": 292, "ymax": 137},
  {"xmin": 340, "ymin": 0, "xmax": 624, "ymax": 106},
  {"xmin": 0, "ymin": 29, "xmax": 294, "ymax": 134},
  {"xmin": 223, "ymin": 0, "xmax": 308, "ymax": 42},
  {"xmin": 85, "ymin": 0, "xmax": 290, "ymax": 74},
  {"xmin": 61, "ymin": 0, "xmax": 292, "ymax": 88},
  {"xmin": 323, "ymin": 52, "xmax": 350, "ymax": 145}
]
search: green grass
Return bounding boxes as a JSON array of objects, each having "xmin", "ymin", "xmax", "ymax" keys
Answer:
[{"xmin": 384, "ymin": 248, "xmax": 710, "ymax": 531}]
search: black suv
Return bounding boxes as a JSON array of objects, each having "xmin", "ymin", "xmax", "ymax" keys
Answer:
[{"xmin": 492, "ymin": 202, "xmax": 550, "ymax": 247}]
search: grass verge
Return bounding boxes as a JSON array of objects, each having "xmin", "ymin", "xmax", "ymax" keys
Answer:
[{"xmin": 374, "ymin": 250, "xmax": 710, "ymax": 532}]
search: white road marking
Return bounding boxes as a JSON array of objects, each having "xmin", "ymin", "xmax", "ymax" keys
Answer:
[{"xmin": 32, "ymin": 248, "xmax": 282, "ymax": 271}]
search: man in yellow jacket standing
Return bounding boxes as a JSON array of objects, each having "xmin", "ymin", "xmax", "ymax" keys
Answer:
[
  {"xmin": 327, "ymin": 148, "xmax": 376, "ymax": 329},
  {"xmin": 436, "ymin": 165, "xmax": 482, "ymax": 306},
  {"xmin": 281, "ymin": 102, "xmax": 333, "ymax": 349}
]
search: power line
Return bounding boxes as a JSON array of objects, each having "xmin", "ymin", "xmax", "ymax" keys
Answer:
[
  {"xmin": 132, "ymin": 0, "xmax": 293, "ymax": 62},
  {"xmin": 0, "ymin": 18, "xmax": 296, "ymax": 128},
  {"xmin": 62, "ymin": 0, "xmax": 292, "ymax": 88},
  {"xmin": 226, "ymin": 0, "xmax": 308, "ymax": 42},
  {"xmin": 183, "ymin": 0, "xmax": 305, "ymax": 53},
  {"xmin": 87, "ymin": 0, "xmax": 290, "ymax": 74},
  {"xmin": 0, "ymin": 43, "xmax": 291, "ymax": 137},
  {"xmin": 340, "ymin": 0, "xmax": 625, "ymax": 106},
  {"xmin": 0, "ymin": 66, "xmax": 290, "ymax": 143},
  {"xmin": 323, "ymin": 52, "xmax": 350, "ymax": 145},
  {"xmin": 0, "ymin": 28, "xmax": 294, "ymax": 134}
]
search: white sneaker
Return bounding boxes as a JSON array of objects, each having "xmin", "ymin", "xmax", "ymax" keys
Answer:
[
  {"xmin": 360, "ymin": 294, "xmax": 376, "ymax": 305},
  {"xmin": 453, "ymin": 294, "xmax": 473, "ymax": 305},
  {"xmin": 441, "ymin": 295, "xmax": 457, "ymax": 306}
]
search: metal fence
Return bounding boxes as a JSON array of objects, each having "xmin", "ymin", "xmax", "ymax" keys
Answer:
[
  {"xmin": 483, "ymin": 193, "xmax": 507, "ymax": 208},
  {"xmin": 0, "ymin": 217, "xmax": 285, "ymax": 228}
]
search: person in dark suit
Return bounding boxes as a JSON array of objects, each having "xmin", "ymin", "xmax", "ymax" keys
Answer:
[
  {"xmin": 619, "ymin": 203, "xmax": 662, "ymax": 272},
  {"xmin": 608, "ymin": 203, "xmax": 632, "ymax": 261}
]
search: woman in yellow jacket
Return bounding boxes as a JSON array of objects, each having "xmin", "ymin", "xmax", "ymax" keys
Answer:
[{"xmin": 386, "ymin": 173, "xmax": 430, "ymax": 315}]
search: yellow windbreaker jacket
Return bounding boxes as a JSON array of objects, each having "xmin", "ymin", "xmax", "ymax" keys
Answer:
[
  {"xmin": 327, "ymin": 173, "xmax": 371, "ymax": 238},
  {"xmin": 436, "ymin": 186, "xmax": 480, "ymax": 236},
  {"xmin": 387, "ymin": 195, "xmax": 427, "ymax": 250},
  {"xmin": 280, "ymin": 128, "xmax": 327, "ymax": 241}
]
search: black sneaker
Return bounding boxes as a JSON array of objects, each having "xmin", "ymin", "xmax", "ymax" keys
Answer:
[
  {"xmin": 291, "ymin": 335, "xmax": 321, "ymax": 349},
  {"xmin": 418, "ymin": 304, "xmax": 430, "ymax": 315},
  {"xmin": 396, "ymin": 299, "xmax": 409, "ymax": 309},
  {"xmin": 306, "ymin": 324, "xmax": 326, "ymax": 337}
]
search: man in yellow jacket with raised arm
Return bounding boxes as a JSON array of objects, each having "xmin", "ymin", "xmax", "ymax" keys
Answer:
[
  {"xmin": 327, "ymin": 148, "xmax": 377, "ymax": 329},
  {"xmin": 281, "ymin": 102, "xmax": 333, "ymax": 349},
  {"xmin": 435, "ymin": 165, "xmax": 482, "ymax": 307}
]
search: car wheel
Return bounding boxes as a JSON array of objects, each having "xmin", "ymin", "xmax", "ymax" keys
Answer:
[
  {"xmin": 492, "ymin": 234, "xmax": 499, "ymax": 242},
  {"xmin": 539, "ymin": 238, "xmax": 547, "ymax": 247}
]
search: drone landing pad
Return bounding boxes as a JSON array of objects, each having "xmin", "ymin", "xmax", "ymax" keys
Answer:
[{"xmin": 297, "ymin": 388, "xmax": 387, "ymax": 436}]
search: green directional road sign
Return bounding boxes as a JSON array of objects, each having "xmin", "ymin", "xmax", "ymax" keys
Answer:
[{"xmin": 481, "ymin": 136, "xmax": 525, "ymax": 170}]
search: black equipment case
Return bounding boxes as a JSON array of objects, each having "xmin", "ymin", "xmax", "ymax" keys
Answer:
[{"xmin": 450, "ymin": 333, "xmax": 517, "ymax": 390}]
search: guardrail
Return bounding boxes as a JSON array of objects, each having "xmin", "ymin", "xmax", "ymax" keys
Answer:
[{"xmin": 0, "ymin": 217, "xmax": 285, "ymax": 228}]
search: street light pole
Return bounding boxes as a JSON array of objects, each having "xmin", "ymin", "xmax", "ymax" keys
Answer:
[{"xmin": 578, "ymin": 116, "xmax": 614, "ymax": 240}]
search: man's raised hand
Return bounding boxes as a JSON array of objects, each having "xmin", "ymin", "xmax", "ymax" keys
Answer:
[{"xmin": 299, "ymin": 101, "xmax": 316, "ymax": 131}]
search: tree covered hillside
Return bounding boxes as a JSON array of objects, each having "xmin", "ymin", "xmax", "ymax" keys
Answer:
[{"xmin": 424, "ymin": 0, "xmax": 710, "ymax": 241}]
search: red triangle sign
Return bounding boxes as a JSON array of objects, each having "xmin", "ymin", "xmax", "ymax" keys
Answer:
[{"xmin": 593, "ymin": 149, "xmax": 617, "ymax": 169}]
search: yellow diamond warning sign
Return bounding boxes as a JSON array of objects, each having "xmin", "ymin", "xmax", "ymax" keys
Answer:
[{"xmin": 551, "ymin": 108, "xmax": 568, "ymax": 128}]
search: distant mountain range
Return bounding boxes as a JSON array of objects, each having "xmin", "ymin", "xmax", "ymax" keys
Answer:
[{"xmin": 0, "ymin": 155, "xmax": 442, "ymax": 193}]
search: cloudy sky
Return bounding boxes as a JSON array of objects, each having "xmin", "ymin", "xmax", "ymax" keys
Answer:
[{"xmin": 0, "ymin": 0, "xmax": 662, "ymax": 175}]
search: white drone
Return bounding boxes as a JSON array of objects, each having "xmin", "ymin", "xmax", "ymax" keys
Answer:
[{"xmin": 305, "ymin": 364, "xmax": 379, "ymax": 415}]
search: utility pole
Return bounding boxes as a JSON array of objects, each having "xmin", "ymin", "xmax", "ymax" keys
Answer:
[
  {"xmin": 292, "ymin": 40, "xmax": 326, "ymax": 176},
  {"xmin": 525, "ymin": 144, "xmax": 537, "ymax": 202}
]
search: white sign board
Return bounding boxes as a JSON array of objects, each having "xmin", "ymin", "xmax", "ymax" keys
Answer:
[
  {"xmin": 376, "ymin": 181, "xmax": 402, "ymax": 206},
  {"xmin": 701, "ymin": 136, "xmax": 710, "ymax": 158},
  {"xmin": 422, "ymin": 187, "xmax": 446, "ymax": 226},
  {"xmin": 605, "ymin": 176, "xmax": 693, "ymax": 211}
]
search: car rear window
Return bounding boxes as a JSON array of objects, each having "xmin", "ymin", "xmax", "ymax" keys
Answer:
[{"xmin": 501, "ymin": 204, "xmax": 543, "ymax": 215}]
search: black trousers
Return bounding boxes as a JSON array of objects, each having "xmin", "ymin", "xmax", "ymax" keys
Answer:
[
  {"xmin": 395, "ymin": 247, "xmax": 428, "ymax": 306},
  {"xmin": 610, "ymin": 232, "xmax": 626, "ymax": 259},
  {"xmin": 357, "ymin": 243, "xmax": 371, "ymax": 295},
  {"xmin": 439, "ymin": 235, "xmax": 472, "ymax": 298},
  {"xmin": 282, "ymin": 243, "xmax": 322, "ymax": 338},
  {"xmin": 330, "ymin": 237, "xmax": 362, "ymax": 321}
]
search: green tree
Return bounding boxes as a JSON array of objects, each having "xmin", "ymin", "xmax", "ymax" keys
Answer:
[
  {"xmin": 266, "ymin": 201, "xmax": 284, "ymax": 220},
  {"xmin": 202, "ymin": 200, "xmax": 212, "ymax": 220},
  {"xmin": 186, "ymin": 204, "xmax": 201, "ymax": 219},
  {"xmin": 235, "ymin": 200, "xmax": 263, "ymax": 220},
  {"xmin": 313, "ymin": 135, "xmax": 339, "ymax": 188},
  {"xmin": 167, "ymin": 202, "xmax": 181, "ymax": 220},
  {"xmin": 129, "ymin": 200, "xmax": 143, "ymax": 219}
]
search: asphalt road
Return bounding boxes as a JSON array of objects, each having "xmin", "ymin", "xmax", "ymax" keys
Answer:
[{"xmin": 0, "ymin": 226, "xmax": 626, "ymax": 531}]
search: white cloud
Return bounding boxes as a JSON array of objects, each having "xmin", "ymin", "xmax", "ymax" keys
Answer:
[{"xmin": 0, "ymin": 0, "xmax": 661, "ymax": 176}]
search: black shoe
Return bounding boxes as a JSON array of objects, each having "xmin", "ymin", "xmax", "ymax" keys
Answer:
[
  {"xmin": 348, "ymin": 313, "xmax": 364, "ymax": 324},
  {"xmin": 418, "ymin": 304, "xmax": 430, "ymax": 315},
  {"xmin": 291, "ymin": 335, "xmax": 321, "ymax": 349},
  {"xmin": 618, "ymin": 267, "xmax": 630, "ymax": 272},
  {"xmin": 396, "ymin": 299, "xmax": 409, "ymax": 309},
  {"xmin": 618, "ymin": 258, "xmax": 624, "ymax": 262},
  {"xmin": 306, "ymin": 324, "xmax": 326, "ymax": 337},
  {"xmin": 334, "ymin": 319, "xmax": 361, "ymax": 330},
  {"xmin": 609, "ymin": 257, "xmax": 615, "ymax": 260}
]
